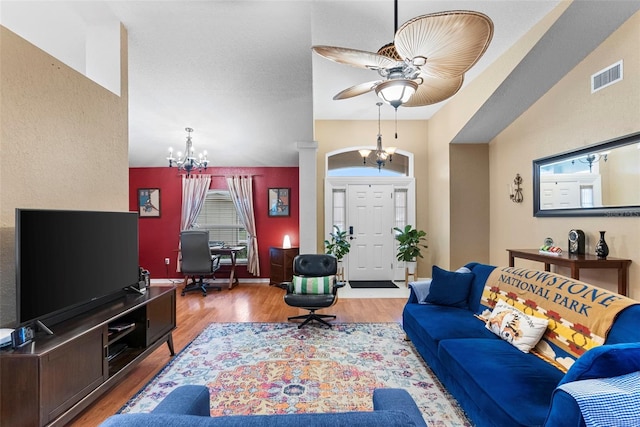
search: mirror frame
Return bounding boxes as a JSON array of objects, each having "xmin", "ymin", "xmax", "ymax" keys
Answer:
[{"xmin": 533, "ymin": 131, "xmax": 640, "ymax": 217}]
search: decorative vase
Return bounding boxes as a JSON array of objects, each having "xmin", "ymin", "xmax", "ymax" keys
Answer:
[
  {"xmin": 336, "ymin": 260, "xmax": 345, "ymax": 282},
  {"xmin": 595, "ymin": 231, "xmax": 609, "ymax": 259},
  {"xmin": 406, "ymin": 260, "xmax": 417, "ymax": 274}
]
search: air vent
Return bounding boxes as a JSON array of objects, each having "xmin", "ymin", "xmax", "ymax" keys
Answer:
[{"xmin": 591, "ymin": 60, "xmax": 623, "ymax": 93}]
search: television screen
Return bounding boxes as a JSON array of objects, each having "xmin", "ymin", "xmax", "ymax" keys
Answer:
[{"xmin": 16, "ymin": 209, "xmax": 139, "ymax": 326}]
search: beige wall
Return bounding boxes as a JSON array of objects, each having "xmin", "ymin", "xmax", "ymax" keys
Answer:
[
  {"xmin": 600, "ymin": 144, "xmax": 640, "ymax": 206},
  {"xmin": 314, "ymin": 120, "xmax": 430, "ymax": 274},
  {"xmin": 450, "ymin": 144, "xmax": 490, "ymax": 268},
  {"xmin": 488, "ymin": 11, "xmax": 640, "ymax": 298},
  {"xmin": 0, "ymin": 26, "xmax": 130, "ymax": 326},
  {"xmin": 424, "ymin": 2, "xmax": 570, "ymax": 273}
]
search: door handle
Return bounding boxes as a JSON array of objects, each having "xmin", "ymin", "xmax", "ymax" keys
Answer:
[{"xmin": 349, "ymin": 226, "xmax": 353, "ymax": 235}]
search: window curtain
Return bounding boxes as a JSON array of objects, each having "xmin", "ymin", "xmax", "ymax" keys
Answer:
[
  {"xmin": 177, "ymin": 174, "xmax": 211, "ymax": 271},
  {"xmin": 226, "ymin": 175, "xmax": 260, "ymax": 276}
]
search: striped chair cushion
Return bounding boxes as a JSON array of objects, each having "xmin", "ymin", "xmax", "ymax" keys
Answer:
[{"xmin": 292, "ymin": 275, "xmax": 335, "ymax": 294}]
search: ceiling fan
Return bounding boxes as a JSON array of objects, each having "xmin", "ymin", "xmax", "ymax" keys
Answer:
[{"xmin": 312, "ymin": 2, "xmax": 494, "ymax": 109}]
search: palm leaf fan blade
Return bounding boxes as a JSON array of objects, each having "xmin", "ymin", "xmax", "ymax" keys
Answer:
[
  {"xmin": 333, "ymin": 80, "xmax": 382, "ymax": 100},
  {"xmin": 394, "ymin": 11, "xmax": 494, "ymax": 79},
  {"xmin": 312, "ymin": 46, "xmax": 398, "ymax": 70},
  {"xmin": 403, "ymin": 75, "xmax": 463, "ymax": 107}
]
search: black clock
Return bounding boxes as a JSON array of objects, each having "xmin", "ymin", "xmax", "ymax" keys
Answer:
[{"xmin": 568, "ymin": 229, "xmax": 585, "ymax": 255}]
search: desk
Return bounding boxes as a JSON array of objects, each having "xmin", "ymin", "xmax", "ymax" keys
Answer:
[
  {"xmin": 507, "ymin": 249, "xmax": 632, "ymax": 296},
  {"xmin": 210, "ymin": 246, "xmax": 244, "ymax": 289}
]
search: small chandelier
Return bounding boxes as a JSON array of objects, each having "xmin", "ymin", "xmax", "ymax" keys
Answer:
[
  {"xmin": 167, "ymin": 127, "xmax": 209, "ymax": 175},
  {"xmin": 574, "ymin": 152, "xmax": 609, "ymax": 173},
  {"xmin": 359, "ymin": 102, "xmax": 397, "ymax": 171}
]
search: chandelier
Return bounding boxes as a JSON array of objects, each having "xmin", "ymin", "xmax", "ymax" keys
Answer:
[
  {"xmin": 576, "ymin": 152, "xmax": 609, "ymax": 173},
  {"xmin": 358, "ymin": 102, "xmax": 397, "ymax": 171},
  {"xmin": 167, "ymin": 127, "xmax": 209, "ymax": 175}
]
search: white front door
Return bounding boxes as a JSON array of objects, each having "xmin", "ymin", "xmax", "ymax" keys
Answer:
[{"xmin": 346, "ymin": 184, "xmax": 394, "ymax": 281}]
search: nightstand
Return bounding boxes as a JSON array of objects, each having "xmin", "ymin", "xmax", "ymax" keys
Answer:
[{"xmin": 269, "ymin": 247, "xmax": 299, "ymax": 286}]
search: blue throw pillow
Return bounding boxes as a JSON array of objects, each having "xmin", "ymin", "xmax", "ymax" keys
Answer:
[{"xmin": 425, "ymin": 265, "xmax": 474, "ymax": 309}]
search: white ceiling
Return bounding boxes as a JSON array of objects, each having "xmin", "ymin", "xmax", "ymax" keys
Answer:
[{"xmin": 3, "ymin": 1, "xmax": 639, "ymax": 167}]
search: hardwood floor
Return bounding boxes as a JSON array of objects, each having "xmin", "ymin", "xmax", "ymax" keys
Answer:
[{"xmin": 69, "ymin": 282, "xmax": 407, "ymax": 426}]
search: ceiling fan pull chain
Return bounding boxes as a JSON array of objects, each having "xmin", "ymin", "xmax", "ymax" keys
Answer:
[{"xmin": 395, "ymin": 109, "xmax": 398, "ymax": 139}]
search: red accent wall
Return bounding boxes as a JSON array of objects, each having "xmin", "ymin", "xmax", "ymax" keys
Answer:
[{"xmin": 129, "ymin": 167, "xmax": 299, "ymax": 280}]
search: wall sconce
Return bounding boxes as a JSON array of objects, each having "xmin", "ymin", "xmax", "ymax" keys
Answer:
[
  {"xmin": 282, "ymin": 235, "xmax": 292, "ymax": 249},
  {"xmin": 509, "ymin": 174, "xmax": 523, "ymax": 203}
]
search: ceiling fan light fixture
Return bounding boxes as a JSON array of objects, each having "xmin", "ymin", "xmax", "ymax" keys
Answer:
[{"xmin": 375, "ymin": 79, "xmax": 418, "ymax": 109}]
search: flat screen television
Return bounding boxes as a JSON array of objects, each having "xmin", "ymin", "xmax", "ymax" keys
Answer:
[{"xmin": 15, "ymin": 209, "xmax": 140, "ymax": 328}]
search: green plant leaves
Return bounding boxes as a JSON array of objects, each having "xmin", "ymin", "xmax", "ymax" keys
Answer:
[
  {"xmin": 394, "ymin": 225, "xmax": 427, "ymax": 262},
  {"xmin": 324, "ymin": 225, "xmax": 351, "ymax": 261}
]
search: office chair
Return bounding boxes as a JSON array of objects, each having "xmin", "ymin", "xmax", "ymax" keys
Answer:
[
  {"xmin": 283, "ymin": 254, "xmax": 344, "ymax": 328},
  {"xmin": 180, "ymin": 230, "xmax": 222, "ymax": 296}
]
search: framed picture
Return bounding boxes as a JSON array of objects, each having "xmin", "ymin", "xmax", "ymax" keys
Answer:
[
  {"xmin": 138, "ymin": 188, "xmax": 161, "ymax": 218},
  {"xmin": 268, "ymin": 188, "xmax": 290, "ymax": 217}
]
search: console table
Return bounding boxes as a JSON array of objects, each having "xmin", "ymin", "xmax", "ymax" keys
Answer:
[
  {"xmin": 0, "ymin": 286, "xmax": 176, "ymax": 427},
  {"xmin": 507, "ymin": 249, "xmax": 632, "ymax": 296}
]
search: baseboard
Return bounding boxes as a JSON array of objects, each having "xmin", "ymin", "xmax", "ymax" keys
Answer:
[{"xmin": 150, "ymin": 278, "xmax": 270, "ymax": 286}]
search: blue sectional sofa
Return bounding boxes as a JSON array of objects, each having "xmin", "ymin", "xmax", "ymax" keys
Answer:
[
  {"xmin": 403, "ymin": 262, "xmax": 640, "ymax": 427},
  {"xmin": 99, "ymin": 385, "xmax": 428, "ymax": 427}
]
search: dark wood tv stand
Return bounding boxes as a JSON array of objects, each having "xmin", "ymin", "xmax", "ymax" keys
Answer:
[{"xmin": 0, "ymin": 286, "xmax": 176, "ymax": 427}]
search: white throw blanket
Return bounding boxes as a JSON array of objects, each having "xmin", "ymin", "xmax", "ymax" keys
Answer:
[{"xmin": 409, "ymin": 280, "xmax": 432, "ymax": 304}]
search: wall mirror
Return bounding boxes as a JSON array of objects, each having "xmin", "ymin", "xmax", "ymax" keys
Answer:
[{"xmin": 533, "ymin": 131, "xmax": 640, "ymax": 217}]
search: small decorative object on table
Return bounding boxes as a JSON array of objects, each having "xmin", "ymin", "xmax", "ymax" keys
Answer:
[
  {"xmin": 539, "ymin": 238, "xmax": 562, "ymax": 256},
  {"xmin": 568, "ymin": 229, "xmax": 585, "ymax": 254},
  {"xmin": 595, "ymin": 230, "xmax": 609, "ymax": 259}
]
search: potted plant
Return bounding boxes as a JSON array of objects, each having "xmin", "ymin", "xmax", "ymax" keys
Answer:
[
  {"xmin": 324, "ymin": 225, "xmax": 351, "ymax": 262},
  {"xmin": 324, "ymin": 226, "xmax": 350, "ymax": 281},
  {"xmin": 394, "ymin": 225, "xmax": 427, "ymax": 274}
]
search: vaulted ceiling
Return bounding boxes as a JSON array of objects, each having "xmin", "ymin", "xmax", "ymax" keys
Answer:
[{"xmin": 2, "ymin": 1, "xmax": 638, "ymax": 167}]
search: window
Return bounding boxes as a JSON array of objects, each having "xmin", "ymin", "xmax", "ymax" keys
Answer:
[
  {"xmin": 580, "ymin": 186, "xmax": 594, "ymax": 208},
  {"xmin": 194, "ymin": 190, "xmax": 247, "ymax": 263},
  {"xmin": 327, "ymin": 150, "xmax": 409, "ymax": 177},
  {"xmin": 331, "ymin": 189, "xmax": 346, "ymax": 233},
  {"xmin": 394, "ymin": 189, "xmax": 408, "ymax": 231}
]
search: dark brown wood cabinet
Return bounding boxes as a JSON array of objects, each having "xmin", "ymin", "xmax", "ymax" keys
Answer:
[
  {"xmin": 0, "ymin": 286, "xmax": 176, "ymax": 427},
  {"xmin": 269, "ymin": 247, "xmax": 299, "ymax": 286}
]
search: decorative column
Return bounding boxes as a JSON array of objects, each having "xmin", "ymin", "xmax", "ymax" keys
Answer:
[{"xmin": 297, "ymin": 140, "xmax": 318, "ymax": 254}]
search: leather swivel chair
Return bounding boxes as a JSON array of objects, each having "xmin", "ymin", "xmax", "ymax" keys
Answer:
[
  {"xmin": 180, "ymin": 230, "xmax": 222, "ymax": 296},
  {"xmin": 283, "ymin": 254, "xmax": 344, "ymax": 328}
]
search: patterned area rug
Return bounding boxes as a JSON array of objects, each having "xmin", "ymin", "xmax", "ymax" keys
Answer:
[{"xmin": 120, "ymin": 322, "xmax": 471, "ymax": 426}]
